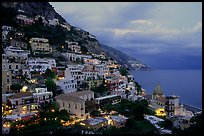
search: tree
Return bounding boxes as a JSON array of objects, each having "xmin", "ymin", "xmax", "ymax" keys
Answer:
[
  {"xmin": 10, "ymin": 83, "xmax": 23, "ymax": 92},
  {"xmin": 45, "ymin": 68, "xmax": 56, "ymax": 79},
  {"xmin": 119, "ymin": 67, "xmax": 128, "ymax": 76},
  {"xmin": 81, "ymin": 45, "xmax": 88, "ymax": 54},
  {"xmin": 90, "ymin": 109, "xmax": 101, "ymax": 117},
  {"xmin": 45, "ymin": 79, "xmax": 57, "ymax": 96},
  {"xmin": 80, "ymin": 82, "xmax": 89, "ymax": 90}
]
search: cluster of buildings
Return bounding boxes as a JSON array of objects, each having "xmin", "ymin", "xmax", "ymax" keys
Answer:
[
  {"xmin": 143, "ymin": 82, "xmax": 201, "ymax": 130},
  {"xmin": 2, "ymin": 11, "xmax": 202, "ymax": 134},
  {"xmin": 2, "ymin": 21, "xmax": 138, "ymax": 134}
]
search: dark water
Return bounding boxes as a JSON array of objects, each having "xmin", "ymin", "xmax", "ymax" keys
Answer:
[{"xmin": 130, "ymin": 69, "xmax": 202, "ymax": 109}]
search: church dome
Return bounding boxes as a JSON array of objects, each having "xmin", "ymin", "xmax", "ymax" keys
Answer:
[{"xmin": 153, "ymin": 82, "xmax": 164, "ymax": 95}]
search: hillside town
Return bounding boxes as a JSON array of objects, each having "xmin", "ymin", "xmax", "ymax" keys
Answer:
[{"xmin": 2, "ymin": 5, "xmax": 202, "ymax": 135}]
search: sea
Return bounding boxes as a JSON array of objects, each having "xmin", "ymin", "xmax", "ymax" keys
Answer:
[{"xmin": 130, "ymin": 69, "xmax": 202, "ymax": 109}]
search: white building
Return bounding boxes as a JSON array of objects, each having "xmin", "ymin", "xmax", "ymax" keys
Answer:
[
  {"xmin": 60, "ymin": 23, "xmax": 71, "ymax": 31},
  {"xmin": 48, "ymin": 18, "xmax": 59, "ymax": 26},
  {"xmin": 62, "ymin": 52, "xmax": 92, "ymax": 62},
  {"xmin": 2, "ymin": 59, "xmax": 24, "ymax": 74},
  {"xmin": 65, "ymin": 64, "xmax": 84, "ymax": 82},
  {"xmin": 56, "ymin": 77, "xmax": 77, "ymax": 94},
  {"xmin": 32, "ymin": 87, "xmax": 53, "ymax": 104},
  {"xmin": 3, "ymin": 46, "xmax": 30, "ymax": 61},
  {"xmin": 95, "ymin": 64, "xmax": 109, "ymax": 76},
  {"xmin": 2, "ymin": 26, "xmax": 13, "ymax": 41},
  {"xmin": 30, "ymin": 37, "xmax": 52, "ymax": 54},
  {"xmin": 27, "ymin": 58, "xmax": 56, "ymax": 73},
  {"xmin": 82, "ymin": 69, "xmax": 99, "ymax": 81}
]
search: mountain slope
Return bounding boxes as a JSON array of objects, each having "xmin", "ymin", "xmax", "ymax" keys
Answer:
[{"xmin": 101, "ymin": 44, "xmax": 150, "ymax": 70}]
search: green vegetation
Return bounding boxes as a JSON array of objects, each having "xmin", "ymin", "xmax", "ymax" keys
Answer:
[
  {"xmin": 18, "ymin": 24, "xmax": 68, "ymax": 46},
  {"xmin": 103, "ymin": 99, "xmax": 153, "ymax": 120},
  {"xmin": 91, "ymin": 84, "xmax": 108, "ymax": 96},
  {"xmin": 45, "ymin": 78, "xmax": 59, "ymax": 96},
  {"xmin": 10, "ymin": 83, "xmax": 23, "ymax": 92},
  {"xmin": 119, "ymin": 67, "xmax": 128, "ymax": 76},
  {"xmin": 90, "ymin": 109, "xmax": 101, "ymax": 117},
  {"xmin": 44, "ymin": 68, "xmax": 56, "ymax": 79}
]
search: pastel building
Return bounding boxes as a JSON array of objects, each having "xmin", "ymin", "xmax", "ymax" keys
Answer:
[{"xmin": 56, "ymin": 77, "xmax": 77, "ymax": 94}]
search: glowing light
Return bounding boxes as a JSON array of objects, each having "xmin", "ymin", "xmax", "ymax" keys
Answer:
[
  {"xmin": 155, "ymin": 108, "xmax": 166, "ymax": 116},
  {"xmin": 80, "ymin": 122, "xmax": 86, "ymax": 126},
  {"xmin": 21, "ymin": 86, "xmax": 28, "ymax": 92}
]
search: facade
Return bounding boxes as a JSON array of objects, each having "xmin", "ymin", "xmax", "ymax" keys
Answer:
[
  {"xmin": 27, "ymin": 58, "xmax": 56, "ymax": 73},
  {"xmin": 55, "ymin": 91, "xmax": 95, "ymax": 119},
  {"xmin": 95, "ymin": 95, "xmax": 121, "ymax": 108},
  {"xmin": 2, "ymin": 59, "xmax": 24, "ymax": 74},
  {"xmin": 66, "ymin": 41, "xmax": 81, "ymax": 53},
  {"xmin": 30, "ymin": 38, "xmax": 52, "ymax": 54},
  {"xmin": 56, "ymin": 77, "xmax": 77, "ymax": 94},
  {"xmin": 2, "ymin": 26, "xmax": 13, "ymax": 42},
  {"xmin": 7, "ymin": 92, "xmax": 35, "ymax": 115},
  {"xmin": 16, "ymin": 14, "xmax": 34, "ymax": 25},
  {"xmin": 10, "ymin": 39, "xmax": 27, "ymax": 49},
  {"xmin": 165, "ymin": 95, "xmax": 194, "ymax": 117},
  {"xmin": 110, "ymin": 115, "xmax": 128, "ymax": 128},
  {"xmin": 95, "ymin": 64, "xmax": 109, "ymax": 76},
  {"xmin": 2, "ymin": 70, "xmax": 12, "ymax": 94},
  {"xmin": 32, "ymin": 87, "xmax": 53, "ymax": 104},
  {"xmin": 48, "ymin": 18, "xmax": 59, "ymax": 26},
  {"xmin": 65, "ymin": 64, "xmax": 84, "ymax": 82},
  {"xmin": 55, "ymin": 94, "xmax": 86, "ymax": 118},
  {"xmin": 3, "ymin": 46, "xmax": 30, "ymax": 63},
  {"xmin": 62, "ymin": 52, "xmax": 92, "ymax": 62}
]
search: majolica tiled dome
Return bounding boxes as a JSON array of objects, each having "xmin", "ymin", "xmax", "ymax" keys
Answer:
[{"xmin": 153, "ymin": 82, "xmax": 164, "ymax": 95}]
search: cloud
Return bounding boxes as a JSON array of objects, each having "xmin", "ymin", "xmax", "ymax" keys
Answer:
[
  {"xmin": 130, "ymin": 19, "xmax": 152, "ymax": 25},
  {"xmin": 50, "ymin": 2, "xmax": 202, "ymax": 69}
]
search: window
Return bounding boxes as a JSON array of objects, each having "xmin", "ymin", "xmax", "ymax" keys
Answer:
[
  {"xmin": 75, "ymin": 104, "xmax": 77, "ymax": 109},
  {"xmin": 7, "ymin": 79, "xmax": 9, "ymax": 83},
  {"xmin": 63, "ymin": 102, "xmax": 65, "ymax": 107},
  {"xmin": 69, "ymin": 103, "xmax": 70, "ymax": 108},
  {"xmin": 9, "ymin": 65, "xmax": 11, "ymax": 69},
  {"xmin": 16, "ymin": 65, "xmax": 18, "ymax": 69}
]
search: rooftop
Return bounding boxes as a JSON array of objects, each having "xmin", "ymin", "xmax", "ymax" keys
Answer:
[
  {"xmin": 55, "ymin": 94, "xmax": 85, "ymax": 103},
  {"xmin": 95, "ymin": 94, "xmax": 120, "ymax": 100},
  {"xmin": 68, "ymin": 90, "xmax": 94, "ymax": 97},
  {"xmin": 84, "ymin": 117, "xmax": 108, "ymax": 126},
  {"xmin": 8, "ymin": 92, "xmax": 33, "ymax": 99},
  {"xmin": 110, "ymin": 115, "xmax": 128, "ymax": 122}
]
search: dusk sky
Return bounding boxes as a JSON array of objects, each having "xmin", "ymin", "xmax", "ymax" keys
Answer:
[{"xmin": 50, "ymin": 2, "xmax": 202, "ymax": 69}]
